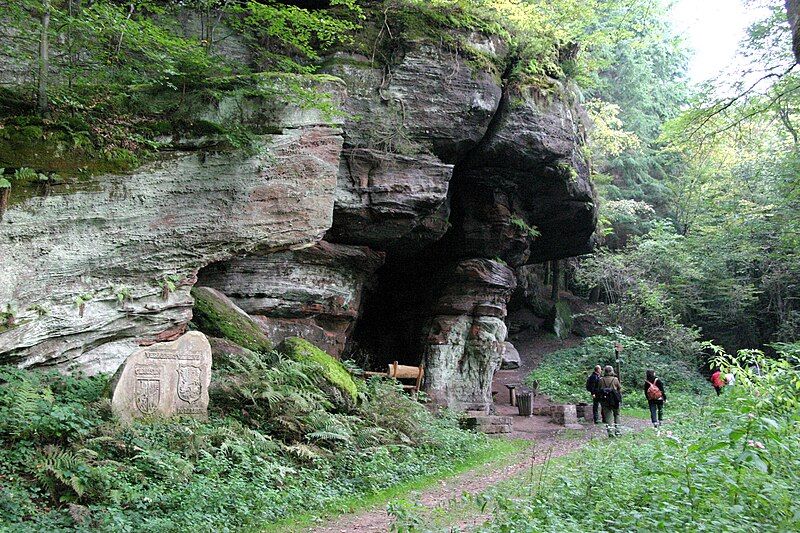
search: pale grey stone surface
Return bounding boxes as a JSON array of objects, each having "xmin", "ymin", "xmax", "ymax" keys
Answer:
[
  {"xmin": 110, "ymin": 331, "xmax": 212, "ymax": 421},
  {"xmin": 500, "ymin": 341, "xmax": 521, "ymax": 370},
  {"xmin": 0, "ymin": 101, "xmax": 343, "ymax": 373},
  {"xmin": 422, "ymin": 259, "xmax": 516, "ymax": 412}
]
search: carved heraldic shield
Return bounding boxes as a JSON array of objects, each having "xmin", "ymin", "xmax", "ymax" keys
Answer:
[
  {"xmin": 135, "ymin": 379, "xmax": 161, "ymax": 414},
  {"xmin": 177, "ymin": 365, "xmax": 202, "ymax": 403}
]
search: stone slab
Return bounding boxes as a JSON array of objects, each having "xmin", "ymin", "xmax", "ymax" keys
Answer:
[
  {"xmin": 111, "ymin": 331, "xmax": 212, "ymax": 421},
  {"xmin": 550, "ymin": 404, "xmax": 578, "ymax": 426},
  {"xmin": 462, "ymin": 412, "xmax": 513, "ymax": 434}
]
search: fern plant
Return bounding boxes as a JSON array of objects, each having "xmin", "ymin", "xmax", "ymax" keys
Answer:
[{"xmin": 32, "ymin": 445, "xmax": 88, "ymax": 502}]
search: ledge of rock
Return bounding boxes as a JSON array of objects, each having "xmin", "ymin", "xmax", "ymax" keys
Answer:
[
  {"xmin": 449, "ymin": 82, "xmax": 597, "ymax": 265},
  {"xmin": 197, "ymin": 241, "xmax": 384, "ymax": 356},
  {"xmin": 0, "ymin": 78, "xmax": 345, "ymax": 373}
]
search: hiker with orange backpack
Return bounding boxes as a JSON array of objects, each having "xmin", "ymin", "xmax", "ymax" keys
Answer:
[{"xmin": 644, "ymin": 369, "xmax": 666, "ymax": 429}]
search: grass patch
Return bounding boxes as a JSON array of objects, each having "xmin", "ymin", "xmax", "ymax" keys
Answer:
[
  {"xmin": 267, "ymin": 437, "xmax": 530, "ymax": 532},
  {"xmin": 621, "ymin": 406, "xmax": 651, "ymax": 420}
]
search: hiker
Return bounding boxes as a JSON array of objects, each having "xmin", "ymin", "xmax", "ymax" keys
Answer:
[
  {"xmin": 597, "ymin": 365, "xmax": 622, "ymax": 437},
  {"xmin": 644, "ymin": 369, "xmax": 666, "ymax": 429},
  {"xmin": 710, "ymin": 369, "xmax": 725, "ymax": 395},
  {"xmin": 585, "ymin": 365, "xmax": 602, "ymax": 424}
]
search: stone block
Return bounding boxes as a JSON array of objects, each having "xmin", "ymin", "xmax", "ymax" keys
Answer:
[
  {"xmin": 550, "ymin": 404, "xmax": 578, "ymax": 426},
  {"xmin": 500, "ymin": 341, "xmax": 521, "ymax": 370},
  {"xmin": 462, "ymin": 412, "xmax": 513, "ymax": 434},
  {"xmin": 111, "ymin": 331, "xmax": 212, "ymax": 421},
  {"xmin": 532, "ymin": 404, "xmax": 551, "ymax": 416}
]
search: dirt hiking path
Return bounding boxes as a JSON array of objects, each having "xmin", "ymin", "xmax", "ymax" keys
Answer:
[
  {"xmin": 300, "ymin": 331, "xmax": 649, "ymax": 533},
  {"xmin": 305, "ymin": 414, "xmax": 647, "ymax": 533}
]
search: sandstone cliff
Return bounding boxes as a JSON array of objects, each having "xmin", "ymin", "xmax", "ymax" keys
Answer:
[{"xmin": 0, "ymin": 12, "xmax": 596, "ymax": 412}]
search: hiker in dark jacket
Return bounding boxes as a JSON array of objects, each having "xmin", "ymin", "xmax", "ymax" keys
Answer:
[
  {"xmin": 585, "ymin": 365, "xmax": 602, "ymax": 424},
  {"xmin": 644, "ymin": 369, "xmax": 666, "ymax": 429},
  {"xmin": 598, "ymin": 365, "xmax": 622, "ymax": 437}
]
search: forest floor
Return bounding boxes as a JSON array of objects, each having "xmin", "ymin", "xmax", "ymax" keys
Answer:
[{"xmin": 276, "ymin": 331, "xmax": 650, "ymax": 533}]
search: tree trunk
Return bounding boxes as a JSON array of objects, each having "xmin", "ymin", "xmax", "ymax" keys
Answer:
[
  {"xmin": 0, "ymin": 188, "xmax": 9, "ymax": 221},
  {"xmin": 550, "ymin": 259, "xmax": 560, "ymax": 301},
  {"xmin": 37, "ymin": 1, "xmax": 51, "ymax": 115},
  {"xmin": 589, "ymin": 285, "xmax": 600, "ymax": 303}
]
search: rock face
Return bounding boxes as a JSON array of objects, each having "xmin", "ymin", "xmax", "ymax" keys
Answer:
[
  {"xmin": 326, "ymin": 148, "xmax": 453, "ymax": 253},
  {"xmin": 449, "ymin": 83, "xmax": 596, "ymax": 266},
  {"xmin": 511, "ymin": 264, "xmax": 550, "ymax": 317},
  {"xmin": 322, "ymin": 40, "xmax": 505, "ymax": 254},
  {"xmin": 0, "ymin": 10, "xmax": 599, "ymax": 414},
  {"xmin": 110, "ymin": 331, "xmax": 212, "ymax": 421},
  {"xmin": 0, "ymin": 77, "xmax": 344, "ymax": 373},
  {"xmin": 422, "ymin": 259, "xmax": 516, "ymax": 412},
  {"xmin": 197, "ymin": 241, "xmax": 384, "ymax": 356}
]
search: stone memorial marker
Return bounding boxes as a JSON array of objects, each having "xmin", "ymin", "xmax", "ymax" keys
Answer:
[{"xmin": 111, "ymin": 331, "xmax": 212, "ymax": 421}]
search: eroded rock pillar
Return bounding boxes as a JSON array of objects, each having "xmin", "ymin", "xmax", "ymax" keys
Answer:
[{"xmin": 422, "ymin": 259, "xmax": 516, "ymax": 412}]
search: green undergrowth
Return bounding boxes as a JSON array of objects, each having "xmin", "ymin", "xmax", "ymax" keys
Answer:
[
  {"xmin": 0, "ymin": 345, "xmax": 492, "ymax": 531},
  {"xmin": 391, "ymin": 348, "xmax": 800, "ymax": 532},
  {"xmin": 527, "ymin": 330, "xmax": 707, "ymax": 409}
]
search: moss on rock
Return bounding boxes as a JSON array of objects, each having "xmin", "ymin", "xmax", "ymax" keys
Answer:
[
  {"xmin": 546, "ymin": 300, "xmax": 574, "ymax": 340},
  {"xmin": 191, "ymin": 286, "xmax": 273, "ymax": 354},
  {"xmin": 278, "ymin": 337, "xmax": 357, "ymax": 400}
]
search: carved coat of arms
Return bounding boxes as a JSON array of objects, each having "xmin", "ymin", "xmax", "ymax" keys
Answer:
[
  {"xmin": 135, "ymin": 379, "xmax": 161, "ymax": 414},
  {"xmin": 177, "ymin": 365, "xmax": 202, "ymax": 403}
]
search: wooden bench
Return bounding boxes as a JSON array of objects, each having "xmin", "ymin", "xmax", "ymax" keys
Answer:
[{"xmin": 364, "ymin": 361, "xmax": 424, "ymax": 393}]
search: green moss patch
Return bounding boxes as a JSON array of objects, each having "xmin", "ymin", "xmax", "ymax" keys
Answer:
[
  {"xmin": 278, "ymin": 337, "xmax": 357, "ymax": 400},
  {"xmin": 190, "ymin": 286, "xmax": 272, "ymax": 354}
]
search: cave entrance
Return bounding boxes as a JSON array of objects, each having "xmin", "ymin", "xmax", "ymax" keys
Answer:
[{"xmin": 347, "ymin": 248, "xmax": 442, "ymax": 371}]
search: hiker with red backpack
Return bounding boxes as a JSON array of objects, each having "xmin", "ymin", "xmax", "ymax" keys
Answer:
[
  {"xmin": 644, "ymin": 369, "xmax": 666, "ymax": 429},
  {"xmin": 710, "ymin": 369, "xmax": 725, "ymax": 395}
]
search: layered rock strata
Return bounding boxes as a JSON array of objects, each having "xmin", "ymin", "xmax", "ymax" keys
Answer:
[
  {"xmin": 422, "ymin": 259, "xmax": 516, "ymax": 412},
  {"xmin": 1, "ymin": 17, "xmax": 599, "ymax": 414},
  {"xmin": 0, "ymin": 78, "xmax": 344, "ymax": 373},
  {"xmin": 197, "ymin": 241, "xmax": 384, "ymax": 356}
]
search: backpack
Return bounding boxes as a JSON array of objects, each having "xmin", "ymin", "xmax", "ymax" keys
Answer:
[
  {"xmin": 586, "ymin": 373, "xmax": 599, "ymax": 393},
  {"xmin": 598, "ymin": 379, "xmax": 621, "ymax": 408},
  {"xmin": 646, "ymin": 380, "xmax": 663, "ymax": 401}
]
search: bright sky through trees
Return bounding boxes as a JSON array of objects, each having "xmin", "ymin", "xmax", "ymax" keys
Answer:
[{"xmin": 670, "ymin": 0, "xmax": 770, "ymax": 84}]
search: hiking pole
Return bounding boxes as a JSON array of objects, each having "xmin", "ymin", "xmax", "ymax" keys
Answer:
[{"xmin": 615, "ymin": 342, "xmax": 623, "ymax": 382}]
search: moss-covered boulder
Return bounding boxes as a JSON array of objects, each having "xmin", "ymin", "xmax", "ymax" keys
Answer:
[
  {"xmin": 191, "ymin": 286, "xmax": 272, "ymax": 354},
  {"xmin": 278, "ymin": 337, "xmax": 357, "ymax": 400},
  {"xmin": 545, "ymin": 300, "xmax": 574, "ymax": 340}
]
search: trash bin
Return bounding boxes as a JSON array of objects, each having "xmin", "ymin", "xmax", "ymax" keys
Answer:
[{"xmin": 517, "ymin": 392, "xmax": 532, "ymax": 417}]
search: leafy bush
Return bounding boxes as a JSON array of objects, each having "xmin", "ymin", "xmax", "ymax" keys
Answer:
[
  {"xmin": 526, "ymin": 330, "xmax": 706, "ymax": 408},
  {"xmin": 478, "ymin": 346, "xmax": 800, "ymax": 532}
]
